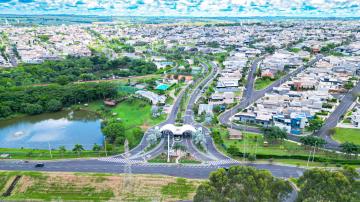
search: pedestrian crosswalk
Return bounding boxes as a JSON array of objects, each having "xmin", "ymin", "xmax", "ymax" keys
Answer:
[
  {"xmin": 98, "ymin": 157, "xmax": 144, "ymax": 164},
  {"xmin": 205, "ymin": 159, "xmax": 240, "ymax": 166},
  {"xmin": 98, "ymin": 157, "xmax": 239, "ymax": 167}
]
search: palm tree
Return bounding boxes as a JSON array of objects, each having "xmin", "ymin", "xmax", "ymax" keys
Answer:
[
  {"xmin": 72, "ymin": 144, "xmax": 84, "ymax": 157},
  {"xmin": 59, "ymin": 146, "xmax": 66, "ymax": 157},
  {"xmin": 92, "ymin": 143, "xmax": 102, "ymax": 157}
]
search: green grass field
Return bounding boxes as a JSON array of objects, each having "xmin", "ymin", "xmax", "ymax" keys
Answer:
[
  {"xmin": 220, "ymin": 131, "xmax": 310, "ymax": 156},
  {"xmin": 213, "ymin": 127, "xmax": 352, "ymax": 167},
  {"xmin": 254, "ymin": 77, "xmax": 275, "ymax": 90},
  {"xmin": 0, "ymin": 171, "xmax": 201, "ymax": 201},
  {"xmin": 332, "ymin": 128, "xmax": 360, "ymax": 145},
  {"xmin": 0, "ymin": 147, "xmax": 118, "ymax": 160}
]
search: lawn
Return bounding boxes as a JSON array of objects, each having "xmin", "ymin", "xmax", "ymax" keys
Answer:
[
  {"xmin": 0, "ymin": 98, "xmax": 165, "ymax": 160},
  {"xmin": 220, "ymin": 131, "xmax": 310, "ymax": 156},
  {"xmin": 254, "ymin": 77, "xmax": 275, "ymax": 90},
  {"xmin": 332, "ymin": 127, "xmax": 360, "ymax": 145},
  {"xmin": 0, "ymin": 147, "xmax": 119, "ymax": 160},
  {"xmin": 87, "ymin": 99, "xmax": 165, "ymax": 130},
  {"xmin": 0, "ymin": 171, "xmax": 202, "ymax": 201},
  {"xmin": 212, "ymin": 127, "xmax": 351, "ymax": 165}
]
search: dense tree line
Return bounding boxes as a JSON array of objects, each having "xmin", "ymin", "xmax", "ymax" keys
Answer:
[
  {"xmin": 195, "ymin": 165, "xmax": 359, "ymax": 202},
  {"xmin": 0, "ymin": 55, "xmax": 157, "ymax": 87},
  {"xmin": 0, "ymin": 82, "xmax": 117, "ymax": 118},
  {"xmin": 297, "ymin": 166, "xmax": 359, "ymax": 202},
  {"xmin": 194, "ymin": 166, "xmax": 292, "ymax": 202}
]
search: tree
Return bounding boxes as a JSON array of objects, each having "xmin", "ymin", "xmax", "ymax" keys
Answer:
[
  {"xmin": 23, "ymin": 103, "xmax": 43, "ymax": 115},
  {"xmin": 0, "ymin": 105, "xmax": 12, "ymax": 118},
  {"xmin": 56, "ymin": 75, "xmax": 71, "ymax": 85},
  {"xmin": 194, "ymin": 166, "xmax": 292, "ymax": 202},
  {"xmin": 92, "ymin": 143, "xmax": 102, "ymax": 156},
  {"xmin": 101, "ymin": 121, "xmax": 125, "ymax": 144},
  {"xmin": 300, "ymin": 136, "xmax": 326, "ymax": 148},
  {"xmin": 262, "ymin": 126, "xmax": 288, "ymax": 144},
  {"xmin": 307, "ymin": 117, "xmax": 324, "ymax": 132},
  {"xmin": 264, "ymin": 45, "xmax": 276, "ymax": 54},
  {"xmin": 344, "ymin": 81, "xmax": 354, "ymax": 90},
  {"xmin": 340, "ymin": 142, "xmax": 359, "ymax": 156},
  {"xmin": 58, "ymin": 146, "xmax": 66, "ymax": 157},
  {"xmin": 297, "ymin": 167, "xmax": 359, "ymax": 202},
  {"xmin": 72, "ymin": 144, "xmax": 84, "ymax": 157},
  {"xmin": 46, "ymin": 99, "xmax": 62, "ymax": 112}
]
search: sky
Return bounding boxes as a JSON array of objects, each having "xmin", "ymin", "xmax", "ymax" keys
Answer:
[{"xmin": 0, "ymin": 0, "xmax": 359, "ymax": 17}]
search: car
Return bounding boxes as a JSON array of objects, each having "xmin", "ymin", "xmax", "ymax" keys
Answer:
[{"xmin": 34, "ymin": 163, "xmax": 44, "ymax": 168}]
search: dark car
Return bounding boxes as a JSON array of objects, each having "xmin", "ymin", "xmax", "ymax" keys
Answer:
[{"xmin": 34, "ymin": 163, "xmax": 44, "ymax": 168}]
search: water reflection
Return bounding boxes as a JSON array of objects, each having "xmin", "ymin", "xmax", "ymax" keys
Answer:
[{"xmin": 0, "ymin": 110, "xmax": 104, "ymax": 150}]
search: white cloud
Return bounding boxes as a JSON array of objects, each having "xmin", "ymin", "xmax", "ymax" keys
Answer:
[{"xmin": 0, "ymin": 0, "xmax": 359, "ymax": 16}]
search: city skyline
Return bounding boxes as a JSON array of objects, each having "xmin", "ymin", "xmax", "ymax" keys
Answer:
[{"xmin": 0, "ymin": 0, "xmax": 359, "ymax": 17}]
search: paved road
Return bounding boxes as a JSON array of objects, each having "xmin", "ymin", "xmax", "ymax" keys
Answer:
[
  {"xmin": 316, "ymin": 81, "xmax": 360, "ymax": 149},
  {"xmin": 0, "ymin": 159, "xmax": 305, "ymax": 179},
  {"xmin": 184, "ymin": 61, "xmax": 218, "ymax": 125},
  {"xmin": 219, "ymin": 55, "xmax": 323, "ymax": 131}
]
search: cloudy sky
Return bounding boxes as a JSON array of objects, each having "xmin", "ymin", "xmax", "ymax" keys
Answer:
[{"xmin": 0, "ymin": 0, "xmax": 359, "ymax": 17}]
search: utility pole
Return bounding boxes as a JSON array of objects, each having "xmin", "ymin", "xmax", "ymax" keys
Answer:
[
  {"xmin": 254, "ymin": 137, "xmax": 258, "ymax": 160},
  {"xmin": 104, "ymin": 136, "xmax": 108, "ymax": 156},
  {"xmin": 306, "ymin": 150, "xmax": 312, "ymax": 167},
  {"xmin": 243, "ymin": 127, "xmax": 246, "ymax": 162},
  {"xmin": 312, "ymin": 141, "xmax": 317, "ymax": 163},
  {"xmin": 48, "ymin": 142, "xmax": 53, "ymax": 159},
  {"xmin": 167, "ymin": 132, "xmax": 170, "ymax": 163}
]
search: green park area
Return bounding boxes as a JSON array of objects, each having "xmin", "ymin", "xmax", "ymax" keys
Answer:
[
  {"xmin": 0, "ymin": 98, "xmax": 166, "ymax": 160},
  {"xmin": 332, "ymin": 127, "xmax": 360, "ymax": 145},
  {"xmin": 87, "ymin": 98, "xmax": 166, "ymax": 130},
  {"xmin": 212, "ymin": 127, "xmax": 360, "ymax": 167},
  {"xmin": 254, "ymin": 77, "xmax": 275, "ymax": 90},
  {"xmin": 0, "ymin": 171, "xmax": 201, "ymax": 201}
]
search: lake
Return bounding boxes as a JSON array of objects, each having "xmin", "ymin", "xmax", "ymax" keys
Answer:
[{"xmin": 0, "ymin": 110, "xmax": 104, "ymax": 150}]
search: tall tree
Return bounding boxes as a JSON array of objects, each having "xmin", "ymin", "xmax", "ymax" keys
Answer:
[
  {"xmin": 194, "ymin": 166, "xmax": 292, "ymax": 202},
  {"xmin": 340, "ymin": 142, "xmax": 359, "ymax": 156},
  {"xmin": 58, "ymin": 146, "xmax": 66, "ymax": 157},
  {"xmin": 297, "ymin": 167, "xmax": 359, "ymax": 202},
  {"xmin": 92, "ymin": 143, "xmax": 102, "ymax": 156},
  {"xmin": 262, "ymin": 126, "xmax": 288, "ymax": 144},
  {"xmin": 72, "ymin": 144, "xmax": 84, "ymax": 157},
  {"xmin": 308, "ymin": 117, "xmax": 324, "ymax": 132}
]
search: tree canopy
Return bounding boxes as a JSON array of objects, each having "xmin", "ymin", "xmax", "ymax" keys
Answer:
[
  {"xmin": 297, "ymin": 166, "xmax": 359, "ymax": 202},
  {"xmin": 194, "ymin": 166, "xmax": 292, "ymax": 202},
  {"xmin": 0, "ymin": 55, "xmax": 157, "ymax": 87},
  {"xmin": 262, "ymin": 126, "xmax": 288, "ymax": 143},
  {"xmin": 0, "ymin": 82, "xmax": 117, "ymax": 118}
]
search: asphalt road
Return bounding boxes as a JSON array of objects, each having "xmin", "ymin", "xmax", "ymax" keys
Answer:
[
  {"xmin": 316, "ymin": 81, "xmax": 360, "ymax": 149},
  {"xmin": 0, "ymin": 159, "xmax": 305, "ymax": 179},
  {"xmin": 219, "ymin": 55, "xmax": 323, "ymax": 132}
]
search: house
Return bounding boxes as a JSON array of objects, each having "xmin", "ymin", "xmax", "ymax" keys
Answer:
[{"xmin": 198, "ymin": 104, "xmax": 213, "ymax": 115}]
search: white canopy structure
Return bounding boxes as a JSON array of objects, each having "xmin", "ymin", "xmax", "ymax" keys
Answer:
[{"xmin": 160, "ymin": 124, "xmax": 197, "ymax": 136}]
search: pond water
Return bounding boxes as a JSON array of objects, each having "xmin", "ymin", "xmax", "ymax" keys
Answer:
[{"xmin": 0, "ymin": 110, "xmax": 104, "ymax": 150}]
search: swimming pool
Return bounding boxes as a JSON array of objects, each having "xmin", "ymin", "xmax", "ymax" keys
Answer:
[{"xmin": 156, "ymin": 84, "xmax": 170, "ymax": 91}]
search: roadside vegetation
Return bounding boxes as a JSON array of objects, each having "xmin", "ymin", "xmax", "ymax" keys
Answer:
[
  {"xmin": 194, "ymin": 165, "xmax": 359, "ymax": 202},
  {"xmin": 212, "ymin": 126, "xmax": 360, "ymax": 167},
  {"xmin": 0, "ymin": 171, "xmax": 201, "ymax": 201}
]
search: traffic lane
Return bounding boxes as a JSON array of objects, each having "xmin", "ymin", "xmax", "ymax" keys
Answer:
[{"xmin": 0, "ymin": 160, "xmax": 305, "ymax": 179}]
